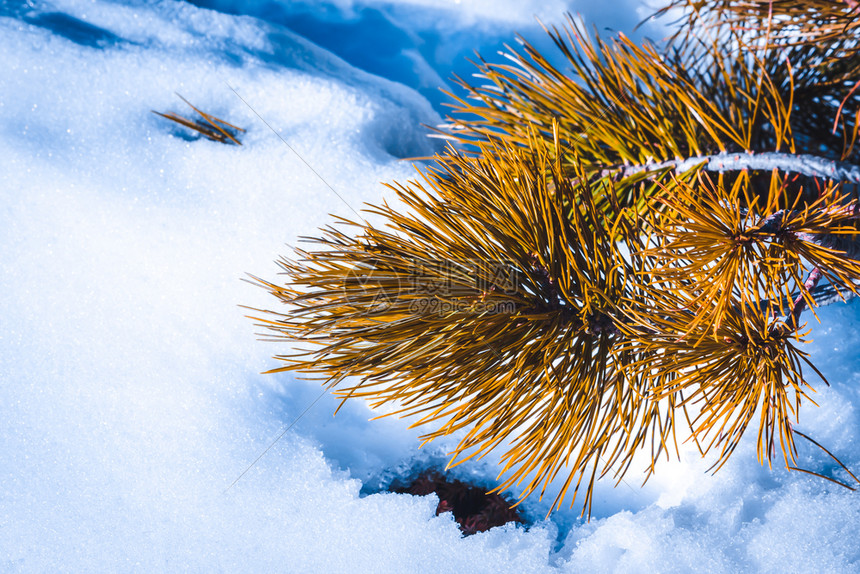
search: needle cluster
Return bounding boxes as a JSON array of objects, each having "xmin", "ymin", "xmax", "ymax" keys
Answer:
[{"xmin": 249, "ymin": 2, "xmax": 860, "ymax": 516}]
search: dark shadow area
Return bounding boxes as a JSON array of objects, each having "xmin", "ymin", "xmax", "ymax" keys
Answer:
[
  {"xmin": 182, "ymin": 0, "xmax": 670, "ymax": 120},
  {"xmin": 282, "ymin": 9, "xmax": 423, "ymax": 94},
  {"xmin": 183, "ymin": 0, "xmax": 559, "ymax": 116},
  {"xmin": 23, "ymin": 12, "xmax": 123, "ymax": 48},
  {"xmin": 389, "ymin": 470, "xmax": 527, "ymax": 535}
]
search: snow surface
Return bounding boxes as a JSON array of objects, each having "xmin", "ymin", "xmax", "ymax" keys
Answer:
[{"xmin": 1, "ymin": 0, "xmax": 859, "ymax": 572}]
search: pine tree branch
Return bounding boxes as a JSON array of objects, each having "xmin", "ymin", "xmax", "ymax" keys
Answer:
[
  {"xmin": 604, "ymin": 152, "xmax": 860, "ymax": 182},
  {"xmin": 789, "ymin": 268, "xmax": 822, "ymax": 328}
]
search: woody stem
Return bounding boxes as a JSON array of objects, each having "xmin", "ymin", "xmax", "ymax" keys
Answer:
[
  {"xmin": 789, "ymin": 268, "xmax": 823, "ymax": 328},
  {"xmin": 604, "ymin": 152, "xmax": 860, "ymax": 183}
]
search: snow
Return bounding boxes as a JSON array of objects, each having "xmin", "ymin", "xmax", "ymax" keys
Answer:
[{"xmin": 1, "ymin": 0, "xmax": 859, "ymax": 571}]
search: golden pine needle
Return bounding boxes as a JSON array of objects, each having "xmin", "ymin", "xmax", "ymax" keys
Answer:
[{"xmin": 248, "ymin": 9, "xmax": 860, "ymax": 517}]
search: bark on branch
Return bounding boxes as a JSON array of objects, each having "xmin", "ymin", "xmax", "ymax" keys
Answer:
[{"xmin": 605, "ymin": 152, "xmax": 860, "ymax": 183}]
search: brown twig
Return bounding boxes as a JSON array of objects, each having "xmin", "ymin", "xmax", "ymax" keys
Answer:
[
  {"xmin": 789, "ymin": 268, "xmax": 823, "ymax": 327},
  {"xmin": 833, "ymin": 80, "xmax": 860, "ymax": 136},
  {"xmin": 789, "ymin": 428, "xmax": 860, "ymax": 490},
  {"xmin": 152, "ymin": 93, "xmax": 245, "ymax": 145}
]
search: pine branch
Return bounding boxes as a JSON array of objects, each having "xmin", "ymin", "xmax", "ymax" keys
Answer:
[
  {"xmin": 604, "ymin": 152, "xmax": 860, "ymax": 182},
  {"xmin": 249, "ymin": 3, "xmax": 860, "ymax": 518}
]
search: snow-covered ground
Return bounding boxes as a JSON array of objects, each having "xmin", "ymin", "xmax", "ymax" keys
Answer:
[{"xmin": 1, "ymin": 0, "xmax": 859, "ymax": 571}]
